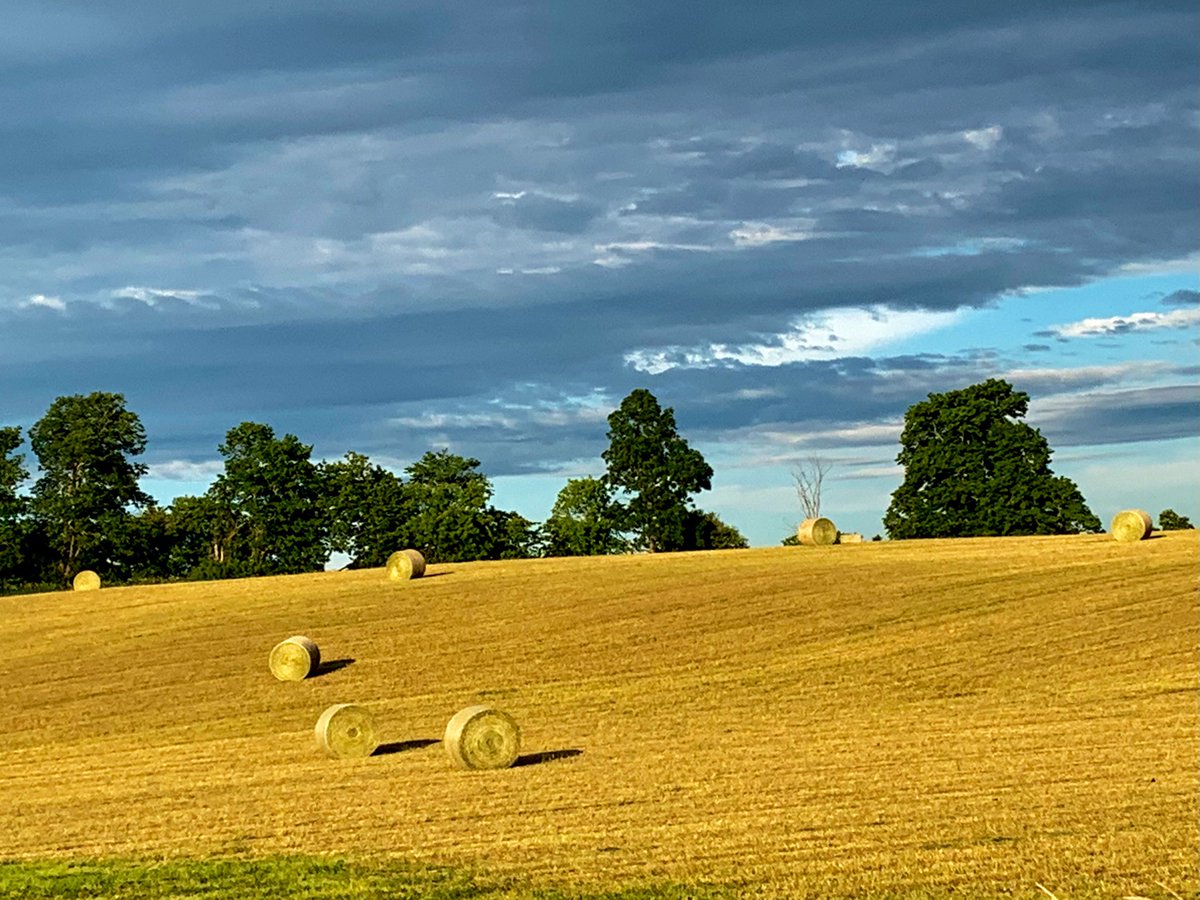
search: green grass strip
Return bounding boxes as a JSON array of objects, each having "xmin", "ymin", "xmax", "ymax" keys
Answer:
[{"xmin": 0, "ymin": 857, "xmax": 735, "ymax": 899}]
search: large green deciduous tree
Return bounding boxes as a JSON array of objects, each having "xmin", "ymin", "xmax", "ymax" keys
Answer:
[
  {"xmin": 883, "ymin": 378, "xmax": 1100, "ymax": 539},
  {"xmin": 602, "ymin": 389, "xmax": 713, "ymax": 552},
  {"xmin": 543, "ymin": 476, "xmax": 629, "ymax": 557},
  {"xmin": 29, "ymin": 392, "xmax": 150, "ymax": 583},
  {"xmin": 205, "ymin": 422, "xmax": 328, "ymax": 575},
  {"xmin": 319, "ymin": 452, "xmax": 407, "ymax": 568},
  {"xmin": 401, "ymin": 449, "xmax": 539, "ymax": 562},
  {"xmin": 0, "ymin": 426, "xmax": 28, "ymax": 586},
  {"xmin": 402, "ymin": 449, "xmax": 499, "ymax": 563}
]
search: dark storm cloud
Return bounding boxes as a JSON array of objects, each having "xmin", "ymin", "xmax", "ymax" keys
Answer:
[{"xmin": 1, "ymin": 0, "xmax": 1197, "ymax": 482}]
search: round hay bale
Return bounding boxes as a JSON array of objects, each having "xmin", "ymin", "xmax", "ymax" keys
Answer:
[
  {"xmin": 443, "ymin": 705, "xmax": 521, "ymax": 770},
  {"xmin": 72, "ymin": 570, "xmax": 101, "ymax": 592},
  {"xmin": 268, "ymin": 635, "xmax": 320, "ymax": 681},
  {"xmin": 314, "ymin": 703, "xmax": 379, "ymax": 759},
  {"xmin": 386, "ymin": 549, "xmax": 426, "ymax": 581},
  {"xmin": 797, "ymin": 517, "xmax": 838, "ymax": 546},
  {"xmin": 1110, "ymin": 509, "xmax": 1153, "ymax": 542}
]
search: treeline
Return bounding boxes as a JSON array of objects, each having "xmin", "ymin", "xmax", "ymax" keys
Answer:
[{"xmin": 0, "ymin": 389, "xmax": 745, "ymax": 594}]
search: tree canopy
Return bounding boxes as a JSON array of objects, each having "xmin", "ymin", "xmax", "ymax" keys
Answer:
[
  {"xmin": 28, "ymin": 392, "xmax": 150, "ymax": 583},
  {"xmin": 171, "ymin": 422, "xmax": 330, "ymax": 578},
  {"xmin": 683, "ymin": 509, "xmax": 748, "ymax": 550},
  {"xmin": 402, "ymin": 449, "xmax": 503, "ymax": 563},
  {"xmin": 883, "ymin": 378, "xmax": 1099, "ymax": 539},
  {"xmin": 0, "ymin": 426, "xmax": 28, "ymax": 587},
  {"xmin": 222, "ymin": 422, "xmax": 327, "ymax": 575},
  {"xmin": 602, "ymin": 388, "xmax": 713, "ymax": 552},
  {"xmin": 543, "ymin": 476, "xmax": 629, "ymax": 557},
  {"xmin": 320, "ymin": 452, "xmax": 407, "ymax": 568},
  {"xmin": 1157, "ymin": 509, "xmax": 1193, "ymax": 531}
]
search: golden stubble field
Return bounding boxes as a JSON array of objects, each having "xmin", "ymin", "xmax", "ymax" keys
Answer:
[{"xmin": 1, "ymin": 532, "xmax": 1196, "ymax": 898}]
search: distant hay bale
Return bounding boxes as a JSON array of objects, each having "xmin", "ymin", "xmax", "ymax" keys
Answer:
[
  {"xmin": 1110, "ymin": 509, "xmax": 1153, "ymax": 542},
  {"xmin": 443, "ymin": 705, "xmax": 521, "ymax": 770},
  {"xmin": 268, "ymin": 635, "xmax": 320, "ymax": 681},
  {"xmin": 72, "ymin": 570, "xmax": 101, "ymax": 592},
  {"xmin": 314, "ymin": 703, "xmax": 379, "ymax": 759},
  {"xmin": 797, "ymin": 517, "xmax": 839, "ymax": 546},
  {"xmin": 386, "ymin": 549, "xmax": 426, "ymax": 581},
  {"xmin": 837, "ymin": 532, "xmax": 864, "ymax": 544}
]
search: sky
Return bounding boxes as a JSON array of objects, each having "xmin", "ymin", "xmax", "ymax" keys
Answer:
[{"xmin": 1, "ymin": 0, "xmax": 1197, "ymax": 547}]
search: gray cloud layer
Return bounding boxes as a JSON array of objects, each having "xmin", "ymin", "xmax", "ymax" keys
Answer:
[{"xmin": 1, "ymin": 1, "xmax": 1196, "ymax": 480}]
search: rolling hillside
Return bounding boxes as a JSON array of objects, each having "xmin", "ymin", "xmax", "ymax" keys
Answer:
[{"xmin": 1, "ymin": 532, "xmax": 1196, "ymax": 898}]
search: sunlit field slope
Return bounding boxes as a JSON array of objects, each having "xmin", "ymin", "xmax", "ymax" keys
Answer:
[{"xmin": 1, "ymin": 533, "xmax": 1196, "ymax": 898}]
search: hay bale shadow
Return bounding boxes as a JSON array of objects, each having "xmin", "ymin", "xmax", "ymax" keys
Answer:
[
  {"xmin": 311, "ymin": 658, "xmax": 355, "ymax": 677},
  {"xmin": 513, "ymin": 748, "xmax": 583, "ymax": 767},
  {"xmin": 372, "ymin": 739, "xmax": 440, "ymax": 756}
]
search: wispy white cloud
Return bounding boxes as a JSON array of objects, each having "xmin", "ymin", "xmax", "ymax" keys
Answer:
[
  {"xmin": 390, "ymin": 411, "xmax": 523, "ymax": 430},
  {"xmin": 594, "ymin": 240, "xmax": 718, "ymax": 254},
  {"xmin": 961, "ymin": 125, "xmax": 1003, "ymax": 150},
  {"xmin": 755, "ymin": 422, "xmax": 904, "ymax": 451},
  {"xmin": 836, "ymin": 143, "xmax": 896, "ymax": 169},
  {"xmin": 591, "ymin": 238, "xmax": 719, "ymax": 269},
  {"xmin": 1116, "ymin": 255, "xmax": 1200, "ymax": 276},
  {"xmin": 498, "ymin": 266, "xmax": 562, "ymax": 275},
  {"xmin": 999, "ymin": 363, "xmax": 1183, "ymax": 420},
  {"xmin": 22, "ymin": 294, "xmax": 66, "ymax": 311},
  {"xmin": 389, "ymin": 393, "xmax": 612, "ymax": 433},
  {"xmin": 733, "ymin": 387, "xmax": 784, "ymax": 400},
  {"xmin": 113, "ymin": 286, "xmax": 206, "ymax": 307},
  {"xmin": 491, "ymin": 188, "xmax": 582, "ymax": 204},
  {"xmin": 729, "ymin": 221, "xmax": 816, "ymax": 247},
  {"xmin": 625, "ymin": 306, "xmax": 963, "ymax": 373},
  {"xmin": 1001, "ymin": 361, "xmax": 1175, "ymax": 391},
  {"xmin": 1046, "ymin": 307, "xmax": 1200, "ymax": 338}
]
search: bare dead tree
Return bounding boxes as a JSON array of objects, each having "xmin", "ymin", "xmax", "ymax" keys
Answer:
[{"xmin": 792, "ymin": 456, "xmax": 833, "ymax": 519}]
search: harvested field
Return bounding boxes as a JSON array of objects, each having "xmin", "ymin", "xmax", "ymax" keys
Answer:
[{"xmin": 0, "ymin": 532, "xmax": 1196, "ymax": 898}]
